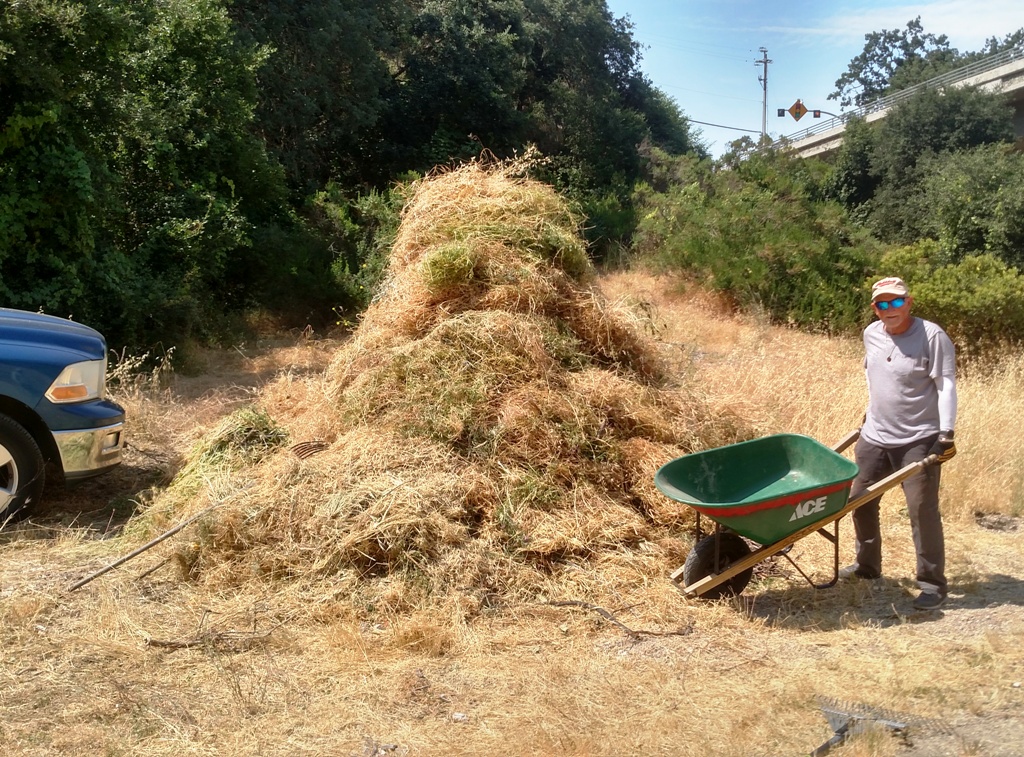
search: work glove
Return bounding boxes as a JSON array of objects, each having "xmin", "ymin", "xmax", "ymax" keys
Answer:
[{"xmin": 928, "ymin": 432, "xmax": 957, "ymax": 464}]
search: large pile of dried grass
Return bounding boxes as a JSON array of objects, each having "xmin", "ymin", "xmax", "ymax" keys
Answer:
[{"xmin": 144, "ymin": 160, "xmax": 749, "ymax": 615}]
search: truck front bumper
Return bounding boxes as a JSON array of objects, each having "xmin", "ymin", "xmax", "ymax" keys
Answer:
[{"xmin": 52, "ymin": 422, "xmax": 125, "ymax": 479}]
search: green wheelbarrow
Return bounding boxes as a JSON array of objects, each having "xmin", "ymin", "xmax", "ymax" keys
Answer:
[{"xmin": 654, "ymin": 430, "xmax": 939, "ymax": 599}]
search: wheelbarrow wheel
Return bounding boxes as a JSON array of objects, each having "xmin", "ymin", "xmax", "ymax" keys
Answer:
[{"xmin": 683, "ymin": 532, "xmax": 754, "ymax": 599}]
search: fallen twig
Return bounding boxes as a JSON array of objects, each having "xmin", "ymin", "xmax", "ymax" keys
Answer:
[
  {"xmin": 145, "ymin": 625, "xmax": 279, "ymax": 653},
  {"xmin": 544, "ymin": 600, "xmax": 694, "ymax": 639},
  {"xmin": 135, "ymin": 557, "xmax": 172, "ymax": 581}
]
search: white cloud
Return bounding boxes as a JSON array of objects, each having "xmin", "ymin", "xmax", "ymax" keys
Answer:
[
  {"xmin": 749, "ymin": 0, "xmax": 1024, "ymax": 53},
  {"xmin": 818, "ymin": 0, "xmax": 1024, "ymax": 50}
]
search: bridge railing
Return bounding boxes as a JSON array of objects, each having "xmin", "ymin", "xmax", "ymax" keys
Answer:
[{"xmin": 774, "ymin": 42, "xmax": 1024, "ymax": 148}]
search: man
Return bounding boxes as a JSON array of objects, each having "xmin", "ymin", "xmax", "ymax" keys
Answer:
[{"xmin": 842, "ymin": 276, "xmax": 957, "ymax": 610}]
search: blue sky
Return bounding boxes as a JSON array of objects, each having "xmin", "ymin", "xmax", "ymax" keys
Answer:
[{"xmin": 603, "ymin": 0, "xmax": 1024, "ymax": 156}]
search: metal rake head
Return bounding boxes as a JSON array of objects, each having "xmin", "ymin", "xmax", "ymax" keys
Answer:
[
  {"xmin": 817, "ymin": 695, "xmax": 952, "ymax": 735},
  {"xmin": 291, "ymin": 440, "xmax": 329, "ymax": 459},
  {"xmin": 811, "ymin": 696, "xmax": 953, "ymax": 756}
]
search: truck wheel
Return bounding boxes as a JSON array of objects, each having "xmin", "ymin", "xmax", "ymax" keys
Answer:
[
  {"xmin": 683, "ymin": 532, "xmax": 754, "ymax": 599},
  {"xmin": 0, "ymin": 414, "xmax": 45, "ymax": 523}
]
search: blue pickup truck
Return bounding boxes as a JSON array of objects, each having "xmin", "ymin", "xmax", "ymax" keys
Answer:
[{"xmin": 0, "ymin": 308, "xmax": 125, "ymax": 522}]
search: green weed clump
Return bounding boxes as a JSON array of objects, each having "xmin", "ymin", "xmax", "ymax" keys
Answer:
[
  {"xmin": 124, "ymin": 406, "xmax": 288, "ymax": 556},
  {"xmin": 196, "ymin": 407, "xmax": 289, "ymax": 463},
  {"xmin": 921, "ymin": 144, "xmax": 1024, "ymax": 269}
]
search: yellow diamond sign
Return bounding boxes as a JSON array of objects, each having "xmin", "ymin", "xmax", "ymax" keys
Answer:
[{"xmin": 788, "ymin": 99, "xmax": 808, "ymax": 121}]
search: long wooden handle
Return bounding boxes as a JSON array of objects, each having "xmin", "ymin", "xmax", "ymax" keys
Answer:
[{"xmin": 68, "ymin": 502, "xmax": 219, "ymax": 592}]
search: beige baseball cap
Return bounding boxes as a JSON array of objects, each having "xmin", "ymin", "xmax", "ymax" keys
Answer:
[{"xmin": 871, "ymin": 276, "xmax": 909, "ymax": 302}]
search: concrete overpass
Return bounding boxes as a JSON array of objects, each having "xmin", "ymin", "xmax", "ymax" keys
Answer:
[{"xmin": 778, "ymin": 45, "xmax": 1024, "ymax": 158}]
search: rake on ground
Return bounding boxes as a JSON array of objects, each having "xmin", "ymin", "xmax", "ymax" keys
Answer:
[{"xmin": 811, "ymin": 696, "xmax": 952, "ymax": 756}]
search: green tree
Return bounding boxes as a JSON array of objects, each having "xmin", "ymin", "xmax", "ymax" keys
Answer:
[
  {"xmin": 882, "ymin": 29, "xmax": 1024, "ymax": 96},
  {"xmin": 228, "ymin": 0, "xmax": 396, "ymax": 195},
  {"xmin": 830, "ymin": 20, "xmax": 1024, "ymax": 109},
  {"xmin": 367, "ymin": 0, "xmax": 534, "ymax": 179},
  {"xmin": 977, "ymin": 29, "xmax": 1024, "ymax": 56},
  {"xmin": 830, "ymin": 17, "xmax": 955, "ymax": 107},
  {"xmin": 627, "ymin": 81, "xmax": 703, "ymax": 158},
  {"xmin": 2, "ymin": 0, "xmax": 707, "ymax": 348},
  {"xmin": 821, "ymin": 117, "xmax": 877, "ymax": 215},
  {"xmin": 865, "ymin": 86, "xmax": 1014, "ymax": 243},
  {"xmin": 0, "ymin": 0, "xmax": 292, "ymax": 347},
  {"xmin": 368, "ymin": 0, "xmax": 699, "ymax": 188},
  {"xmin": 0, "ymin": 1, "xmax": 128, "ymax": 315}
]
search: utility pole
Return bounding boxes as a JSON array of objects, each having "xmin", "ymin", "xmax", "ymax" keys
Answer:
[{"xmin": 755, "ymin": 47, "xmax": 772, "ymax": 140}]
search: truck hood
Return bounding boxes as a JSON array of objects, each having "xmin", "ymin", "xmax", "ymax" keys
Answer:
[{"xmin": 0, "ymin": 308, "xmax": 107, "ymax": 361}]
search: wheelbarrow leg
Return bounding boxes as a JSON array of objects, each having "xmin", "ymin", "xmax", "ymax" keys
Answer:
[
  {"xmin": 781, "ymin": 428, "xmax": 903, "ymax": 590},
  {"xmin": 758, "ymin": 426, "xmax": 853, "ymax": 590},
  {"xmin": 777, "ymin": 518, "xmax": 842, "ymax": 589}
]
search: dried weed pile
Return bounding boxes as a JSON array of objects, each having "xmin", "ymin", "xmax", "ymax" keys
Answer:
[{"xmin": 142, "ymin": 161, "xmax": 748, "ymax": 615}]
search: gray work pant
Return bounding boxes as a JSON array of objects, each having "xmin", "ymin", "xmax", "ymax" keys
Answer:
[{"xmin": 849, "ymin": 434, "xmax": 947, "ymax": 595}]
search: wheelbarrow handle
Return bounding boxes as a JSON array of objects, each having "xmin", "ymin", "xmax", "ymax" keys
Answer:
[
  {"xmin": 832, "ymin": 429, "xmax": 942, "ymax": 470},
  {"xmin": 831, "ymin": 428, "xmax": 860, "ymax": 454},
  {"xmin": 844, "ymin": 454, "xmax": 940, "ymax": 512}
]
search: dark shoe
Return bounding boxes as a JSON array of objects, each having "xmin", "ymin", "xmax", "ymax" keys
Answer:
[
  {"xmin": 839, "ymin": 564, "xmax": 881, "ymax": 580},
  {"xmin": 913, "ymin": 591, "xmax": 947, "ymax": 610}
]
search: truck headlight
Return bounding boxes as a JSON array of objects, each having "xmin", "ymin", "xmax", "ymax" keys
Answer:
[{"xmin": 45, "ymin": 359, "xmax": 107, "ymax": 403}]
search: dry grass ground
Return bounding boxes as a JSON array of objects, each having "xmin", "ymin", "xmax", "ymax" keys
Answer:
[
  {"xmin": 3, "ymin": 157, "xmax": 1023, "ymax": 757},
  {"xmin": 1, "ymin": 271, "xmax": 1022, "ymax": 757}
]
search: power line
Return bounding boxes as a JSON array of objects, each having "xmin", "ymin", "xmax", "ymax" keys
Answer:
[
  {"xmin": 634, "ymin": 41, "xmax": 751, "ymax": 63},
  {"xmin": 629, "ymin": 31, "xmax": 753, "ymax": 61},
  {"xmin": 687, "ymin": 118, "xmax": 761, "ymax": 134},
  {"xmin": 658, "ymin": 82, "xmax": 761, "ymax": 104}
]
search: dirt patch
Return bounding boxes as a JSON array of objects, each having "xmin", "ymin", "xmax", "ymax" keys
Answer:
[{"xmin": 976, "ymin": 513, "xmax": 1022, "ymax": 532}]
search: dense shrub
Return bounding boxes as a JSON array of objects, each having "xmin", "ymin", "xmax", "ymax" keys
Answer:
[
  {"xmin": 821, "ymin": 117, "xmax": 878, "ymax": 216},
  {"xmin": 309, "ymin": 183, "xmax": 408, "ymax": 311},
  {"xmin": 879, "ymin": 244, "xmax": 1024, "ymax": 354},
  {"xmin": 920, "ymin": 145, "xmax": 1024, "ymax": 269},
  {"xmin": 578, "ymin": 184, "xmax": 638, "ymax": 265},
  {"xmin": 0, "ymin": 0, "xmax": 294, "ymax": 347},
  {"xmin": 824, "ymin": 87, "xmax": 1015, "ymax": 246},
  {"xmin": 634, "ymin": 154, "xmax": 879, "ymax": 333},
  {"xmin": 3, "ymin": 0, "xmax": 702, "ymax": 349}
]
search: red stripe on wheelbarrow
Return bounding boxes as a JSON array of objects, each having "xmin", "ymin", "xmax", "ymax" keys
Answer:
[{"xmin": 689, "ymin": 481, "xmax": 852, "ymax": 519}]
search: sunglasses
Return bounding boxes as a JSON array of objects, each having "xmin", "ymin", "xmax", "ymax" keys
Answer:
[{"xmin": 874, "ymin": 297, "xmax": 906, "ymax": 311}]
